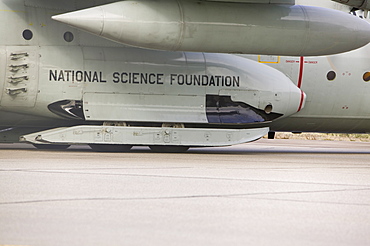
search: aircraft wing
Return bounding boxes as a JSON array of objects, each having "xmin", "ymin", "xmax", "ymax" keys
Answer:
[
  {"xmin": 332, "ymin": 0, "xmax": 370, "ymax": 10},
  {"xmin": 73, "ymin": 0, "xmax": 295, "ymax": 11},
  {"xmin": 53, "ymin": 0, "xmax": 370, "ymax": 56},
  {"xmin": 75, "ymin": 0, "xmax": 296, "ymax": 7},
  {"xmin": 91, "ymin": 0, "xmax": 296, "ymax": 3},
  {"xmin": 203, "ymin": 0, "xmax": 294, "ymax": 3}
]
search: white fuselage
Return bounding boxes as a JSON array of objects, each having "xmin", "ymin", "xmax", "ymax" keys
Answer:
[{"xmin": 245, "ymin": 47, "xmax": 370, "ymax": 133}]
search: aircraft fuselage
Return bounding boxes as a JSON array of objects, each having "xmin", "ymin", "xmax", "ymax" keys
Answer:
[{"xmin": 1, "ymin": 0, "xmax": 370, "ymax": 150}]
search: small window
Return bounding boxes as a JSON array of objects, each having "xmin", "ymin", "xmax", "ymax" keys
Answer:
[
  {"xmin": 327, "ymin": 71, "xmax": 336, "ymax": 81},
  {"xmin": 64, "ymin": 32, "xmax": 74, "ymax": 42},
  {"xmin": 363, "ymin": 72, "xmax": 370, "ymax": 82},
  {"xmin": 22, "ymin": 29, "xmax": 33, "ymax": 40}
]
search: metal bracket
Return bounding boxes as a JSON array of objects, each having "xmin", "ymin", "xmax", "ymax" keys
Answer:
[
  {"xmin": 8, "ymin": 75, "xmax": 29, "ymax": 84},
  {"xmin": 9, "ymin": 64, "xmax": 29, "ymax": 72},
  {"xmin": 10, "ymin": 52, "xmax": 29, "ymax": 60},
  {"xmin": 6, "ymin": 87, "xmax": 27, "ymax": 95}
]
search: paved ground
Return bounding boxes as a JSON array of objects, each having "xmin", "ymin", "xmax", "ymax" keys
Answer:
[{"xmin": 0, "ymin": 139, "xmax": 370, "ymax": 246}]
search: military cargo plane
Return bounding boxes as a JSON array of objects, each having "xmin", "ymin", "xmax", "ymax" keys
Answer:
[{"xmin": 1, "ymin": 0, "xmax": 370, "ymax": 152}]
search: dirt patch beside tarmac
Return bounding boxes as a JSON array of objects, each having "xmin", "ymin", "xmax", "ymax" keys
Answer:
[{"xmin": 266, "ymin": 133, "xmax": 370, "ymax": 142}]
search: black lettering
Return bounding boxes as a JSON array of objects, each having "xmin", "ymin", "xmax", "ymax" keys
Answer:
[
  {"xmin": 157, "ymin": 74, "xmax": 164, "ymax": 84},
  {"xmin": 58, "ymin": 71, "xmax": 64, "ymax": 81},
  {"xmin": 82, "ymin": 71, "xmax": 90, "ymax": 82},
  {"xmin": 49, "ymin": 70, "xmax": 57, "ymax": 81},
  {"xmin": 141, "ymin": 73, "xmax": 148, "ymax": 84},
  {"xmin": 65, "ymin": 70, "xmax": 72, "ymax": 81},
  {"xmin": 170, "ymin": 74, "xmax": 176, "ymax": 85},
  {"xmin": 178, "ymin": 74, "xmax": 185, "ymax": 85},
  {"xmin": 149, "ymin": 73, "xmax": 156, "ymax": 84},
  {"xmin": 113, "ymin": 72, "xmax": 120, "ymax": 83},
  {"xmin": 233, "ymin": 76, "xmax": 240, "ymax": 87},
  {"xmin": 99, "ymin": 72, "xmax": 106, "ymax": 83},
  {"xmin": 186, "ymin": 74, "xmax": 192, "ymax": 85},
  {"xmin": 132, "ymin": 73, "xmax": 139, "ymax": 84},
  {"xmin": 92, "ymin": 72, "xmax": 99, "ymax": 82},
  {"xmin": 194, "ymin": 75, "xmax": 201, "ymax": 86},
  {"xmin": 209, "ymin": 76, "xmax": 215, "ymax": 86},
  {"xmin": 76, "ymin": 71, "xmax": 83, "ymax": 82},
  {"xmin": 215, "ymin": 76, "xmax": 221, "ymax": 86},
  {"xmin": 225, "ymin": 76, "xmax": 232, "ymax": 87},
  {"xmin": 202, "ymin": 75, "xmax": 208, "ymax": 86},
  {"xmin": 121, "ymin": 72, "xmax": 128, "ymax": 83}
]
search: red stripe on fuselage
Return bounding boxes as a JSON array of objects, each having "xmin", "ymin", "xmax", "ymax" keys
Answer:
[
  {"xmin": 298, "ymin": 90, "xmax": 305, "ymax": 112},
  {"xmin": 297, "ymin": 56, "xmax": 304, "ymax": 112},
  {"xmin": 297, "ymin": 56, "xmax": 304, "ymax": 89}
]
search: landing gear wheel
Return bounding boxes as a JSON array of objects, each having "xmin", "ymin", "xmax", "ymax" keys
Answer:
[
  {"xmin": 89, "ymin": 144, "xmax": 132, "ymax": 152},
  {"xmin": 268, "ymin": 131, "xmax": 276, "ymax": 139},
  {"xmin": 149, "ymin": 145, "xmax": 189, "ymax": 153},
  {"xmin": 33, "ymin": 144, "xmax": 70, "ymax": 150}
]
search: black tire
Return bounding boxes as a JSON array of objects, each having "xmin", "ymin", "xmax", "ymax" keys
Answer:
[
  {"xmin": 268, "ymin": 131, "xmax": 276, "ymax": 139},
  {"xmin": 33, "ymin": 144, "xmax": 70, "ymax": 150},
  {"xmin": 149, "ymin": 145, "xmax": 189, "ymax": 153},
  {"xmin": 89, "ymin": 144, "xmax": 132, "ymax": 152}
]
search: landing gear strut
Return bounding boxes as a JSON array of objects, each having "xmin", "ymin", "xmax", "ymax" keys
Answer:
[{"xmin": 268, "ymin": 131, "xmax": 276, "ymax": 139}]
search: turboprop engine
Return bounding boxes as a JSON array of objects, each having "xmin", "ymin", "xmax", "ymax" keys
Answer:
[{"xmin": 52, "ymin": 0, "xmax": 370, "ymax": 56}]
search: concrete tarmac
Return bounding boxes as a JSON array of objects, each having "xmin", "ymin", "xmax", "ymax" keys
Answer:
[{"xmin": 0, "ymin": 139, "xmax": 370, "ymax": 246}]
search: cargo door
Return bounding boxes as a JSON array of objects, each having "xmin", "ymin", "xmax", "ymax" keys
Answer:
[{"xmin": 1, "ymin": 46, "xmax": 39, "ymax": 108}]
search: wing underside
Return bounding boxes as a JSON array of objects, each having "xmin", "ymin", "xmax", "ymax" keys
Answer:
[
  {"xmin": 331, "ymin": 0, "xmax": 370, "ymax": 10},
  {"xmin": 204, "ymin": 0, "xmax": 295, "ymax": 3}
]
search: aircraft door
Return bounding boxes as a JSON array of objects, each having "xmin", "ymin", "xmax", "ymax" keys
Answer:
[{"xmin": 0, "ymin": 46, "xmax": 39, "ymax": 108}]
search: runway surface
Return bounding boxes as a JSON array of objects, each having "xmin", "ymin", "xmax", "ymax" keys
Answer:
[{"xmin": 0, "ymin": 139, "xmax": 370, "ymax": 246}]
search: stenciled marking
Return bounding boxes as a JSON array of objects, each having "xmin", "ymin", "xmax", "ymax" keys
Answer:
[
  {"xmin": 49, "ymin": 70, "xmax": 240, "ymax": 88},
  {"xmin": 49, "ymin": 70, "xmax": 107, "ymax": 83}
]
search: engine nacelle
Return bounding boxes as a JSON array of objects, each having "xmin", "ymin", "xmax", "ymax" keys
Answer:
[
  {"xmin": 52, "ymin": 0, "xmax": 370, "ymax": 56},
  {"xmin": 0, "ymin": 46, "xmax": 304, "ymax": 128},
  {"xmin": 43, "ymin": 51, "xmax": 305, "ymax": 126}
]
